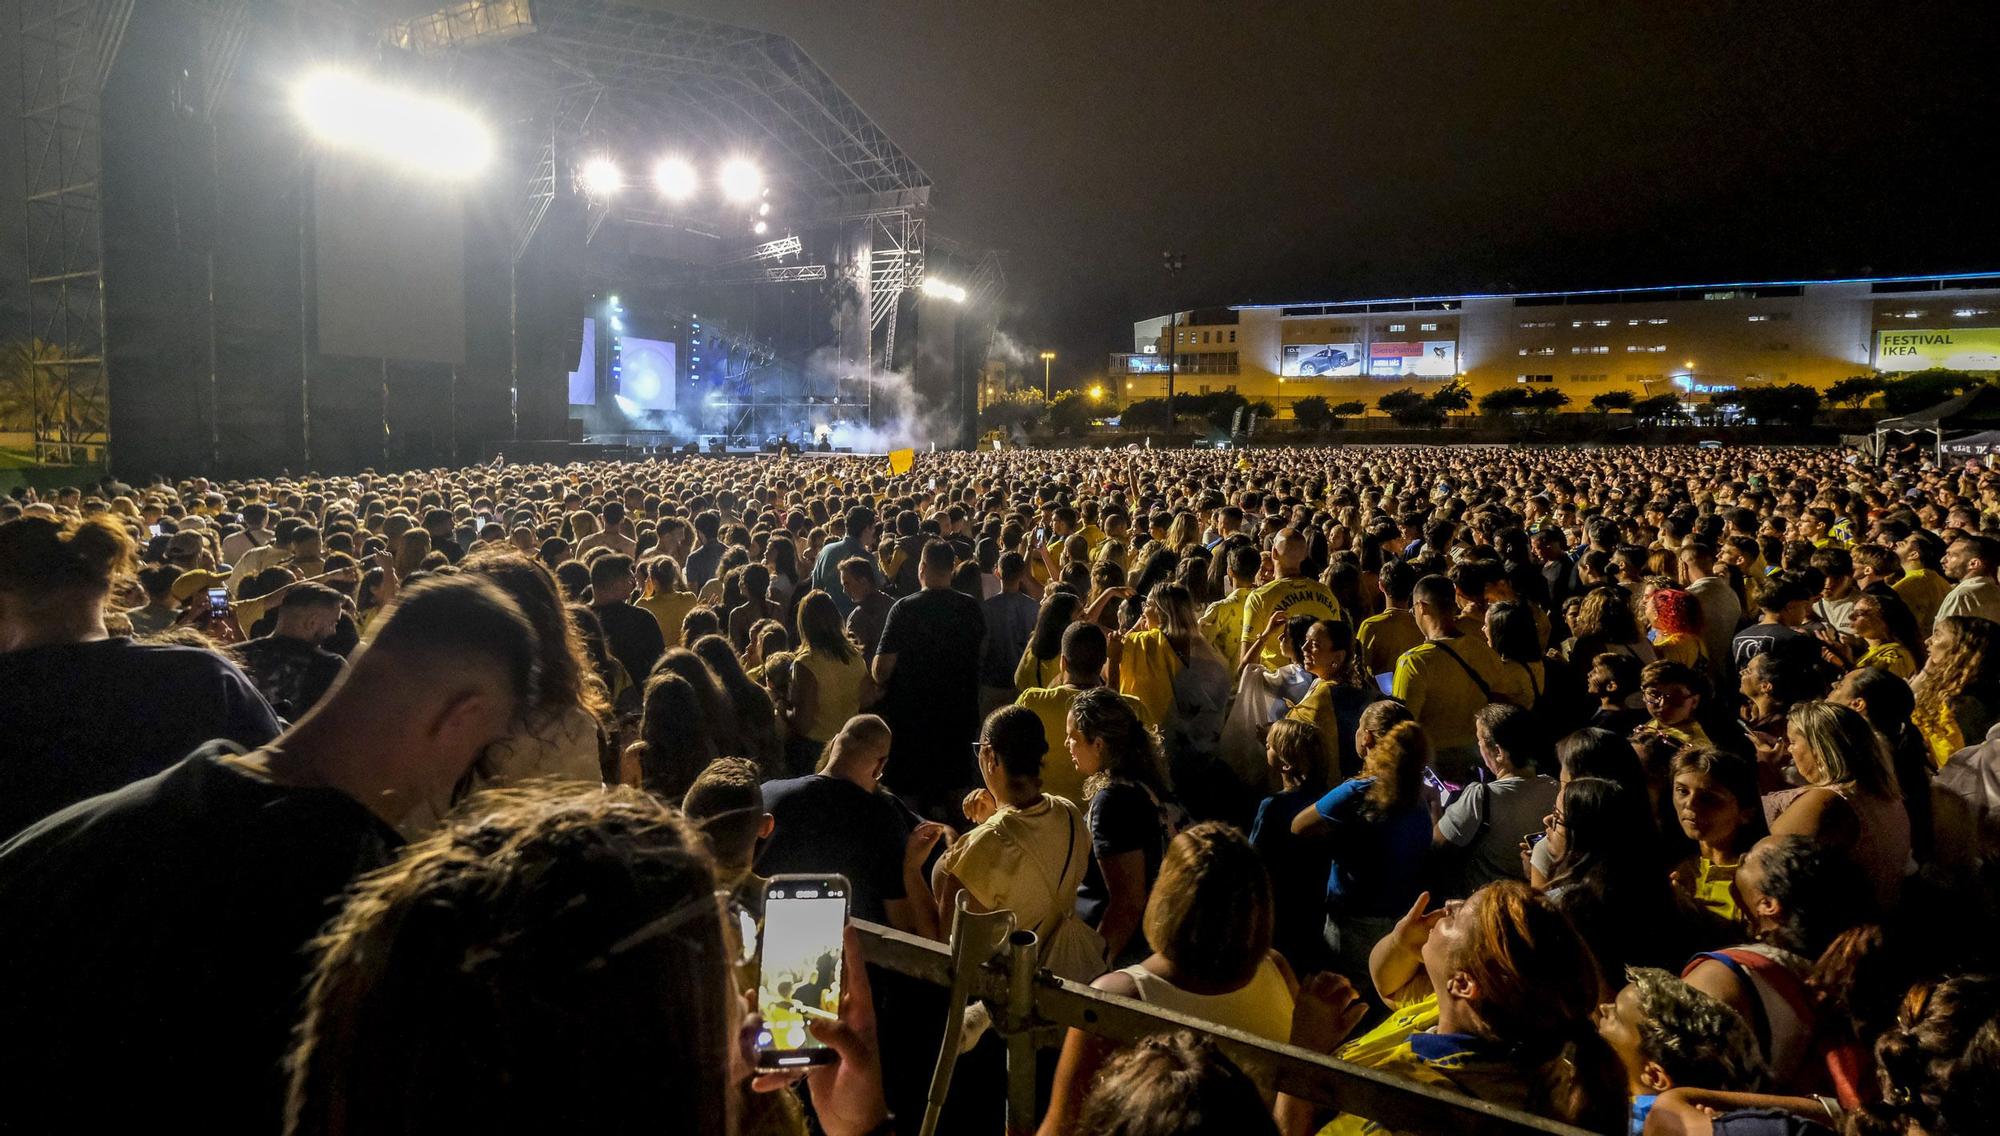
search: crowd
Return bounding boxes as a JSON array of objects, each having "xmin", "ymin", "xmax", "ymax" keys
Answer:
[{"xmin": 2, "ymin": 442, "xmax": 2000, "ymax": 1136}]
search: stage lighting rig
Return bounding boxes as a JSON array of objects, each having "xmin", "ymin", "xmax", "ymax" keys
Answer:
[
  {"xmin": 579, "ymin": 157, "xmax": 623, "ymax": 198},
  {"xmin": 719, "ymin": 157, "xmax": 763, "ymax": 203},
  {"xmin": 293, "ymin": 70, "xmax": 493, "ymax": 177},
  {"xmin": 654, "ymin": 155, "xmax": 698, "ymax": 202}
]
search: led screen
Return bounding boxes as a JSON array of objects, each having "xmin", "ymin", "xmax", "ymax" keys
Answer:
[
  {"xmin": 615, "ymin": 336, "xmax": 678, "ymax": 414},
  {"xmin": 567, "ymin": 317, "xmax": 596, "ymax": 405},
  {"xmin": 1280, "ymin": 343, "xmax": 1363, "ymax": 377}
]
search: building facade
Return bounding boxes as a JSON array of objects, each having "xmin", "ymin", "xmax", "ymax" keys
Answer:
[{"xmin": 1113, "ymin": 272, "xmax": 2000, "ymax": 416}]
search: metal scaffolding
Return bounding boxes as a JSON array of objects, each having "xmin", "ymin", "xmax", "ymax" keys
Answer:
[{"xmin": 14, "ymin": 0, "xmax": 131, "ymax": 465}]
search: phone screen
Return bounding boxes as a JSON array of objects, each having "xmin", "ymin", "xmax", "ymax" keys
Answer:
[
  {"xmin": 755, "ymin": 875, "xmax": 849, "ymax": 1067},
  {"xmin": 206, "ymin": 587, "xmax": 230, "ymax": 617},
  {"xmin": 1374, "ymin": 672, "xmax": 1394, "ymax": 697}
]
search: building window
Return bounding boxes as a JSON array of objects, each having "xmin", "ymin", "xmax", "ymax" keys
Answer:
[
  {"xmin": 1953, "ymin": 308, "xmax": 1992, "ymax": 318},
  {"xmin": 1419, "ymin": 322, "xmax": 1437, "ymax": 332},
  {"xmin": 1387, "ymin": 323, "xmax": 1406, "ymax": 332},
  {"xmin": 1571, "ymin": 345, "xmax": 1610, "ymax": 355},
  {"xmin": 1229, "ymin": 330, "xmax": 1237, "ymax": 342},
  {"xmin": 1522, "ymin": 346, "xmax": 1554, "ymax": 356},
  {"xmin": 1519, "ymin": 320, "xmax": 1555, "ymax": 329}
]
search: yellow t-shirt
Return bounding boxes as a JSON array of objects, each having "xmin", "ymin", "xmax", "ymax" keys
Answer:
[
  {"xmin": 1688, "ymin": 854, "xmax": 1742, "ymax": 924},
  {"xmin": 1117, "ymin": 628, "xmax": 1181, "ymax": 728},
  {"xmin": 1895, "ymin": 569, "xmax": 1953, "ymax": 638},
  {"xmin": 636, "ymin": 590, "xmax": 699, "ymax": 648},
  {"xmin": 1286, "ymin": 680, "xmax": 1344, "ymax": 773},
  {"xmin": 1357, "ymin": 609, "xmax": 1423, "ymax": 679},
  {"xmin": 1391, "ymin": 636, "xmax": 1525, "ymax": 756},
  {"xmin": 795, "ymin": 646, "xmax": 867, "ymax": 743},
  {"xmin": 1240, "ymin": 575, "xmax": 1342, "ymax": 671},
  {"xmin": 1201, "ymin": 588, "xmax": 1252, "ymax": 666},
  {"xmin": 1856, "ymin": 641, "xmax": 1916, "ymax": 680},
  {"xmin": 1014, "ymin": 646, "xmax": 1065, "ymax": 693},
  {"xmin": 1014, "ymin": 685, "xmax": 1153, "ymax": 806},
  {"xmin": 1314, "ymin": 995, "xmax": 1455, "ymax": 1136},
  {"xmin": 1653, "ymin": 631, "xmax": 1706, "ymax": 669}
]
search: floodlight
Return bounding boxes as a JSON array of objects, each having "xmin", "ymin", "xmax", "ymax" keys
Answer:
[
  {"xmin": 920, "ymin": 278, "xmax": 968, "ymax": 304},
  {"xmin": 654, "ymin": 155, "xmax": 698, "ymax": 202},
  {"xmin": 718, "ymin": 157, "xmax": 762, "ymax": 203},
  {"xmin": 757, "ymin": 202, "xmax": 770, "ymax": 217},
  {"xmin": 293, "ymin": 70, "xmax": 493, "ymax": 177},
  {"xmin": 580, "ymin": 157, "xmax": 623, "ymax": 197},
  {"xmin": 753, "ymin": 220, "xmax": 769, "ymax": 235}
]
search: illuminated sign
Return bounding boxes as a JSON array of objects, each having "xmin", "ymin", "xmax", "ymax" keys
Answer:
[
  {"xmin": 1280, "ymin": 342, "xmax": 1362, "ymax": 377},
  {"xmin": 1875, "ymin": 328, "xmax": 2000, "ymax": 372},
  {"xmin": 1366, "ymin": 340, "xmax": 1457, "ymax": 378}
]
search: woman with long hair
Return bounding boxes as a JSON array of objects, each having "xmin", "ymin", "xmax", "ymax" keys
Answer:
[
  {"xmin": 1039, "ymin": 823, "xmax": 1298, "ymax": 1136},
  {"xmin": 1112, "ymin": 583, "xmax": 1230, "ymax": 754},
  {"xmin": 1849, "ymin": 591, "xmax": 1923, "ymax": 680},
  {"xmin": 1289, "ymin": 720, "xmax": 1434, "ymax": 994},
  {"xmin": 618, "ymin": 672, "xmax": 717, "ymax": 800},
  {"xmin": 1912, "ymin": 614, "xmax": 2000, "ymax": 767},
  {"xmin": 783, "ymin": 590, "xmax": 872, "ymax": 775},
  {"xmin": 651, "ymin": 646, "xmax": 741, "ymax": 756},
  {"xmin": 1066, "ymin": 686, "xmax": 1176, "ymax": 965},
  {"xmin": 1483, "ymin": 600, "xmax": 1546, "ymax": 711},
  {"xmin": 1668, "ymin": 746, "xmax": 1767, "ymax": 927},
  {"xmin": 1564, "ymin": 585, "xmax": 1655, "ymax": 670},
  {"xmin": 725, "ymin": 563, "xmax": 779, "ymax": 654},
  {"xmin": 1648, "ymin": 586, "xmax": 1711, "ymax": 672},
  {"xmin": 1537, "ymin": 774, "xmax": 1685, "ymax": 984},
  {"xmin": 1249, "ymin": 718, "xmax": 1336, "ymax": 974},
  {"xmin": 1275, "ymin": 880, "xmax": 1629, "ymax": 1136},
  {"xmin": 1017, "ymin": 589, "xmax": 1084, "ymax": 691},
  {"xmin": 1773, "ymin": 699, "xmax": 1910, "ymax": 909},
  {"xmin": 1285, "ymin": 618, "xmax": 1374, "ymax": 779},
  {"xmin": 436, "ymin": 550, "xmax": 613, "ymax": 828},
  {"xmin": 634, "ymin": 555, "xmax": 697, "ymax": 650},
  {"xmin": 1832, "ymin": 666, "xmax": 1936, "ymax": 864},
  {"xmin": 689, "ymin": 634, "xmax": 785, "ymax": 778},
  {"xmin": 763, "ymin": 533, "xmax": 803, "ymax": 626}
]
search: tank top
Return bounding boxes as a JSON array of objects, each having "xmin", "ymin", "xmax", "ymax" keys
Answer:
[
  {"xmin": 1115, "ymin": 956, "xmax": 1295, "ymax": 1045},
  {"xmin": 1837, "ymin": 786, "xmax": 1912, "ymax": 909}
]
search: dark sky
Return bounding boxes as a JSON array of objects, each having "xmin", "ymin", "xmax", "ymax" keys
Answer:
[
  {"xmin": 663, "ymin": 0, "xmax": 2000, "ymax": 380},
  {"xmin": 5, "ymin": 1, "xmax": 1998, "ymax": 388}
]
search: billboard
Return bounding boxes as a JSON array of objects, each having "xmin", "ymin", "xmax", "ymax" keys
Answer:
[
  {"xmin": 614, "ymin": 337, "xmax": 678, "ymax": 415},
  {"xmin": 1280, "ymin": 343, "xmax": 1362, "ymax": 377},
  {"xmin": 1367, "ymin": 340, "xmax": 1457, "ymax": 378},
  {"xmin": 1875, "ymin": 328, "xmax": 2000, "ymax": 372}
]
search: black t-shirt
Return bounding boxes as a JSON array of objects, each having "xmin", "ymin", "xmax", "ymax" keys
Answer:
[
  {"xmin": 1077, "ymin": 780, "xmax": 1167, "ymax": 962},
  {"xmin": 0, "ymin": 638, "xmax": 281, "ymax": 838},
  {"xmin": 594, "ymin": 599, "xmax": 667, "ymax": 684},
  {"xmin": 0, "ymin": 743, "xmax": 402, "ymax": 1135},
  {"xmin": 876, "ymin": 587, "xmax": 986, "ymax": 803},
  {"xmin": 755, "ymin": 773, "xmax": 914, "ymax": 924},
  {"xmin": 229, "ymin": 634, "xmax": 348, "ymax": 722}
]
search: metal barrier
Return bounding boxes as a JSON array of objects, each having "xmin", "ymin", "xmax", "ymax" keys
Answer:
[{"xmin": 854, "ymin": 906, "xmax": 1594, "ymax": 1136}]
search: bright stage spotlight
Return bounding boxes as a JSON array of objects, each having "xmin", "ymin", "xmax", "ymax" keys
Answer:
[
  {"xmin": 753, "ymin": 220, "xmax": 769, "ymax": 235},
  {"xmin": 580, "ymin": 157, "xmax": 623, "ymax": 198},
  {"xmin": 718, "ymin": 157, "xmax": 763, "ymax": 203},
  {"xmin": 920, "ymin": 277, "xmax": 968, "ymax": 304},
  {"xmin": 654, "ymin": 155, "xmax": 698, "ymax": 201},
  {"xmin": 293, "ymin": 70, "xmax": 493, "ymax": 177}
]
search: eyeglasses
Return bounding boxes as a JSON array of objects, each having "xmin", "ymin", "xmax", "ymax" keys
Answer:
[{"xmin": 1642, "ymin": 687, "xmax": 1692, "ymax": 705}]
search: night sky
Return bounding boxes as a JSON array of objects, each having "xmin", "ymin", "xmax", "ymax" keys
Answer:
[{"xmin": 4, "ymin": 1, "xmax": 1998, "ymax": 389}]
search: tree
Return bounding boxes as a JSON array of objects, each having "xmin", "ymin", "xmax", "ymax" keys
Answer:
[
  {"xmin": 980, "ymin": 389, "xmax": 1043, "ymax": 435},
  {"xmin": 1589, "ymin": 390, "xmax": 1635, "ymax": 413},
  {"xmin": 1428, "ymin": 379, "xmax": 1473, "ymax": 416},
  {"xmin": 1631, "ymin": 394, "xmax": 1683, "ymax": 424},
  {"xmin": 1376, "ymin": 388, "xmax": 1441, "ymax": 427},
  {"xmin": 1826, "ymin": 375, "xmax": 1887, "ymax": 410},
  {"xmin": 1879, "ymin": 369, "xmax": 1984, "ymax": 415},
  {"xmin": 1477, "ymin": 387, "xmax": 1534, "ymax": 416},
  {"xmin": 1524, "ymin": 387, "xmax": 1570, "ymax": 414},
  {"xmin": 1331, "ymin": 401, "xmax": 1366, "ymax": 420},
  {"xmin": 1721, "ymin": 383, "xmax": 1821, "ymax": 427},
  {"xmin": 1044, "ymin": 390, "xmax": 1100, "ymax": 435},
  {"xmin": 1290, "ymin": 395, "xmax": 1331, "ymax": 431},
  {"xmin": 0, "ymin": 338, "xmax": 104, "ymax": 459}
]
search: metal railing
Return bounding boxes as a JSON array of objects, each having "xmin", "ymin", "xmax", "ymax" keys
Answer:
[{"xmin": 854, "ymin": 905, "xmax": 1593, "ymax": 1136}]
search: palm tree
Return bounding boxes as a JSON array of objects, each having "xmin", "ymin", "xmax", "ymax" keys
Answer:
[{"xmin": 0, "ymin": 339, "xmax": 106, "ymax": 463}]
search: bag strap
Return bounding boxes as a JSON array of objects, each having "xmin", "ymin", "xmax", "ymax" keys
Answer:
[{"xmin": 1433, "ymin": 640, "xmax": 1493, "ymax": 701}]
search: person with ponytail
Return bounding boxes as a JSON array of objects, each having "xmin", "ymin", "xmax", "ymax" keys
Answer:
[
  {"xmin": 0, "ymin": 513, "xmax": 279, "ymax": 838},
  {"xmin": 1274, "ymin": 880, "xmax": 1629, "ymax": 1135}
]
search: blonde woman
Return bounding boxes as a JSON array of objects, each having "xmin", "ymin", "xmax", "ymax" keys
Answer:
[
  {"xmin": 1770, "ymin": 699, "xmax": 1910, "ymax": 908},
  {"xmin": 1912, "ymin": 615, "xmax": 2000, "ymax": 767}
]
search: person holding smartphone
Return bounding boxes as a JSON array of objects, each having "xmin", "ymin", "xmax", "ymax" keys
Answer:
[{"xmin": 286, "ymin": 782, "xmax": 894, "ymax": 1136}]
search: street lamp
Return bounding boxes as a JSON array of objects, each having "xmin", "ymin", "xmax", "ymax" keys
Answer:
[
  {"xmin": 1040, "ymin": 351, "xmax": 1056, "ymax": 401},
  {"xmin": 1087, "ymin": 383, "xmax": 1104, "ymax": 401}
]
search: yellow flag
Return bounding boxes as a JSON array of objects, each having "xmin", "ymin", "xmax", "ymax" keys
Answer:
[{"xmin": 887, "ymin": 448, "xmax": 915, "ymax": 476}]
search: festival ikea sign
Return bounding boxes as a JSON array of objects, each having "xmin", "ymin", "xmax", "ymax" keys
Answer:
[{"xmin": 1875, "ymin": 328, "xmax": 2000, "ymax": 372}]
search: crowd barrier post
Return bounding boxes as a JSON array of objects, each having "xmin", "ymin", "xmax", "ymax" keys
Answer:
[{"xmin": 856, "ymin": 910, "xmax": 1596, "ymax": 1136}]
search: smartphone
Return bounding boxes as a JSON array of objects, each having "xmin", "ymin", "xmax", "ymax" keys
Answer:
[
  {"xmin": 1522, "ymin": 831, "xmax": 1546, "ymax": 848},
  {"xmin": 1374, "ymin": 672, "xmax": 1395, "ymax": 697},
  {"xmin": 205, "ymin": 586, "xmax": 230, "ymax": 617},
  {"xmin": 755, "ymin": 874, "xmax": 849, "ymax": 1068}
]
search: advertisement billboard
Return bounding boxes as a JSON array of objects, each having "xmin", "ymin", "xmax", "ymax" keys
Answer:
[
  {"xmin": 1367, "ymin": 340, "xmax": 1457, "ymax": 378},
  {"xmin": 1280, "ymin": 343, "xmax": 1362, "ymax": 377},
  {"xmin": 1875, "ymin": 328, "xmax": 2000, "ymax": 372}
]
